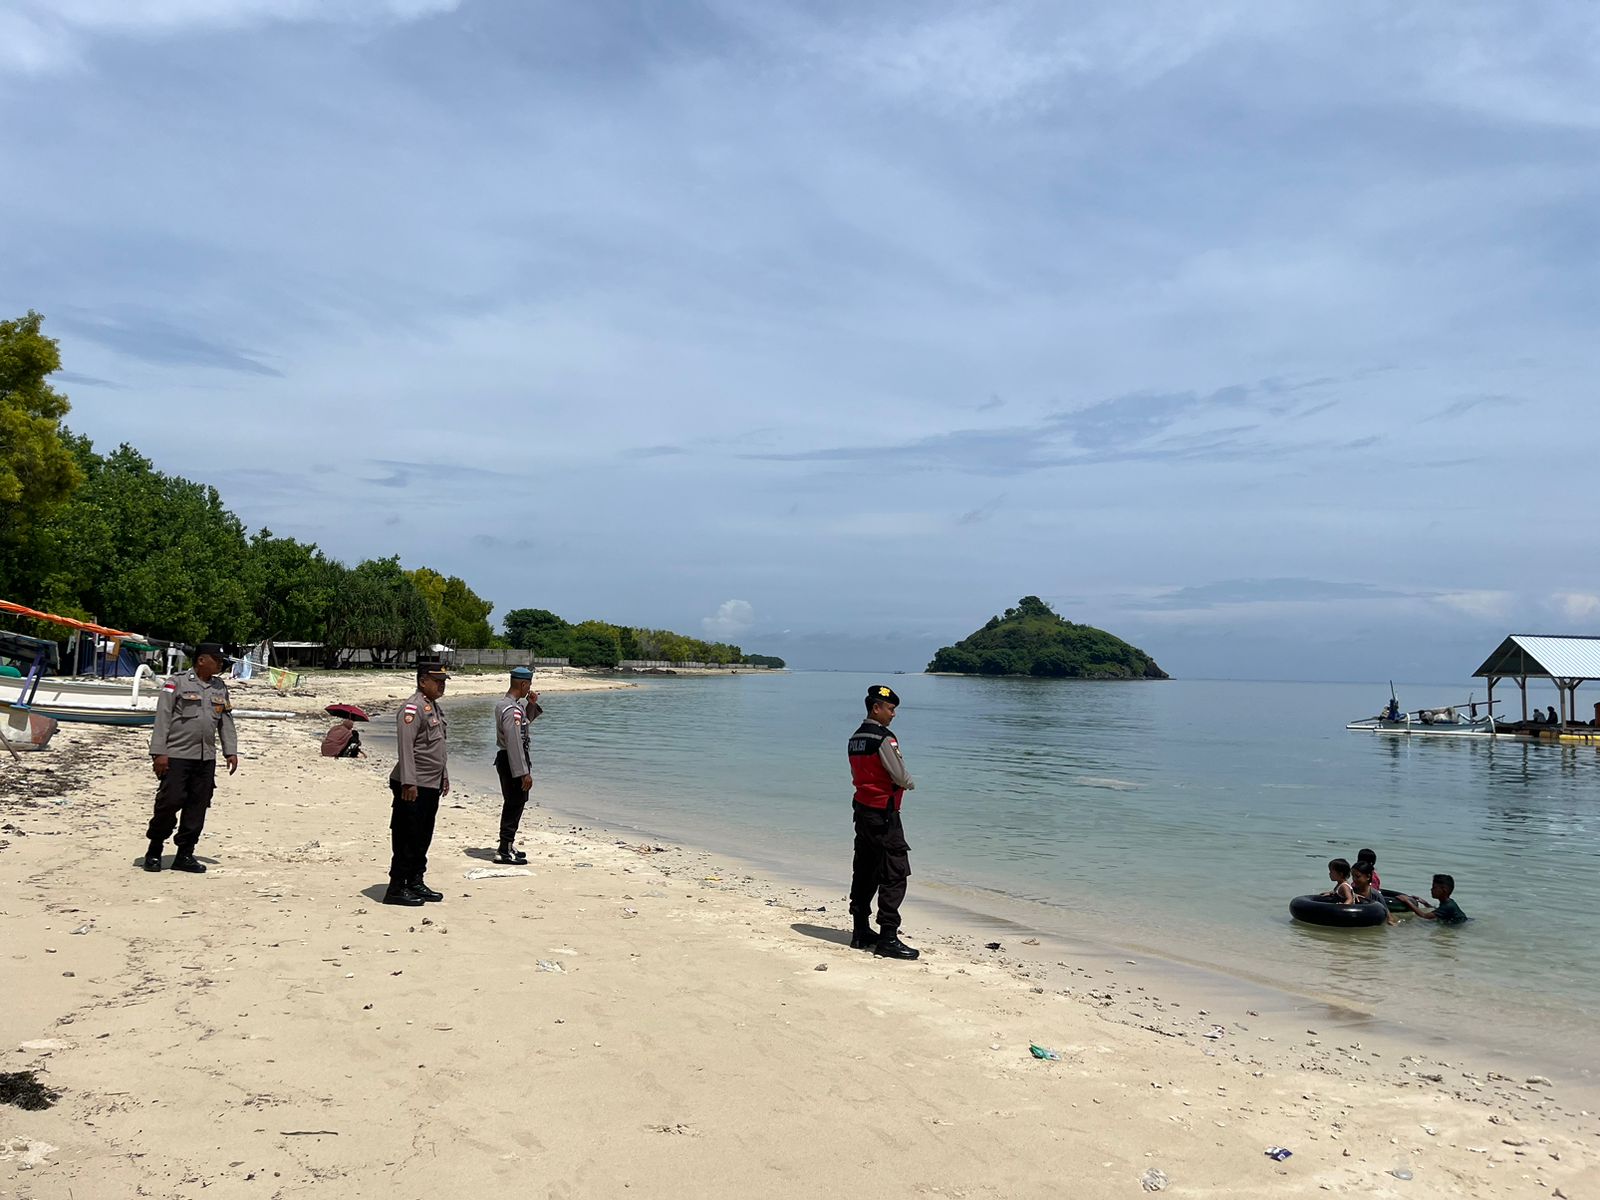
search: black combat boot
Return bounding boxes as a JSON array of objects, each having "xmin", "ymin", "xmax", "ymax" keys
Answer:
[
  {"xmin": 409, "ymin": 877, "xmax": 443, "ymax": 902},
  {"xmin": 383, "ymin": 882, "xmax": 425, "ymax": 906},
  {"xmin": 170, "ymin": 849, "xmax": 207, "ymax": 873},
  {"xmin": 143, "ymin": 841, "xmax": 163, "ymax": 872},
  {"xmin": 495, "ymin": 841, "xmax": 518, "ymax": 864},
  {"xmin": 849, "ymin": 924, "xmax": 879, "ymax": 950},
  {"xmin": 873, "ymin": 933, "xmax": 920, "ymax": 960}
]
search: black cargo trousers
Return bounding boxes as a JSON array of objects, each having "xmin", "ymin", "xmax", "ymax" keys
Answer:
[
  {"xmin": 147, "ymin": 758, "xmax": 216, "ymax": 849},
  {"xmin": 849, "ymin": 801, "xmax": 911, "ymax": 934}
]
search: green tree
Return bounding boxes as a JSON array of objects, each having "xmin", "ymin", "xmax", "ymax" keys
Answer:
[
  {"xmin": 324, "ymin": 557, "xmax": 436, "ymax": 665},
  {"xmin": 29, "ymin": 442, "xmax": 254, "ymax": 643},
  {"xmin": 0, "ymin": 311, "xmax": 84, "ymax": 592},
  {"xmin": 568, "ymin": 619, "xmax": 622, "ymax": 668},
  {"xmin": 408, "ymin": 566, "xmax": 495, "ymax": 647},
  {"xmin": 503, "ymin": 608, "xmax": 572, "ymax": 657},
  {"xmin": 248, "ymin": 531, "xmax": 337, "ymax": 642}
]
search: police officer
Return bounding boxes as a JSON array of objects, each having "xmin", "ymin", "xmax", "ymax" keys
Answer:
[
  {"xmin": 385, "ymin": 658, "xmax": 450, "ymax": 907},
  {"xmin": 143, "ymin": 642, "xmax": 238, "ymax": 874},
  {"xmin": 847, "ymin": 684, "xmax": 919, "ymax": 959},
  {"xmin": 492, "ymin": 666, "xmax": 543, "ymax": 863}
]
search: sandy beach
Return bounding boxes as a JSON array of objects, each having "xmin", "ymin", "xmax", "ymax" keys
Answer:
[{"xmin": 2, "ymin": 674, "xmax": 1595, "ymax": 1198}]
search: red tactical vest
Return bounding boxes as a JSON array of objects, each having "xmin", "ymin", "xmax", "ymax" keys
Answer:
[{"xmin": 849, "ymin": 720, "xmax": 902, "ymax": 811}]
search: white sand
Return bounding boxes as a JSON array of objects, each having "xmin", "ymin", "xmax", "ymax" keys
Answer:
[{"xmin": 1, "ymin": 676, "xmax": 1594, "ymax": 1198}]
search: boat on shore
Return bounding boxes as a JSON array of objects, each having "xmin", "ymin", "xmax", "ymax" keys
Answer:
[
  {"xmin": 0, "ymin": 617, "xmax": 162, "ymax": 729},
  {"xmin": 0, "ymin": 675, "xmax": 159, "ymax": 725}
]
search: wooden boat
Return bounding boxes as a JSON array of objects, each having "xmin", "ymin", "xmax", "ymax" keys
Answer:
[
  {"xmin": 0, "ymin": 628, "xmax": 160, "ymax": 728},
  {"xmin": 1346, "ymin": 685, "xmax": 1496, "ymax": 737},
  {"xmin": 1345, "ymin": 710, "xmax": 1495, "ymax": 737}
]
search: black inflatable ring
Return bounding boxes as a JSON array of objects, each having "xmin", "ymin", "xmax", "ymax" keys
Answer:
[{"xmin": 1289, "ymin": 894, "xmax": 1389, "ymax": 927}]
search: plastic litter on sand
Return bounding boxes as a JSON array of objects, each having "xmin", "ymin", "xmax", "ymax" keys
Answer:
[
  {"xmin": 1140, "ymin": 1167, "xmax": 1168, "ymax": 1192},
  {"xmin": 1266, "ymin": 1147, "xmax": 1292, "ymax": 1161},
  {"xmin": 1028, "ymin": 1043, "xmax": 1062, "ymax": 1061},
  {"xmin": 464, "ymin": 867, "xmax": 533, "ymax": 880}
]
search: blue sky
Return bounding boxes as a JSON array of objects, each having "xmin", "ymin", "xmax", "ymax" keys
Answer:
[{"xmin": 2, "ymin": 1, "xmax": 1596, "ymax": 679}]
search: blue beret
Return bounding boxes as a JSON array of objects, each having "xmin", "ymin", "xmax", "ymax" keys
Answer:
[{"xmin": 510, "ymin": 666, "xmax": 534, "ymax": 680}]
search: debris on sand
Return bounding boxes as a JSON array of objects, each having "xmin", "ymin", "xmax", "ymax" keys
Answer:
[{"xmin": 0, "ymin": 1070, "xmax": 60, "ymax": 1111}]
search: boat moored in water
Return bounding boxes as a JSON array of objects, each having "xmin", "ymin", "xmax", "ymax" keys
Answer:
[{"xmin": 1346, "ymin": 690, "xmax": 1496, "ymax": 737}]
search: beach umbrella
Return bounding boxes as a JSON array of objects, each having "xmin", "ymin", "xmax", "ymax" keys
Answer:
[{"xmin": 324, "ymin": 703, "xmax": 370, "ymax": 722}]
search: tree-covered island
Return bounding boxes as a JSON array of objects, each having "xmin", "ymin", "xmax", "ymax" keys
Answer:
[{"xmin": 927, "ymin": 596, "xmax": 1168, "ymax": 679}]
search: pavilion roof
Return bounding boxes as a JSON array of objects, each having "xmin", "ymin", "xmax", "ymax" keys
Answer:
[{"xmin": 1473, "ymin": 634, "xmax": 1600, "ymax": 682}]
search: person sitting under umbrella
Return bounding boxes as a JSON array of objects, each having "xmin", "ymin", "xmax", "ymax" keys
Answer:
[{"xmin": 321, "ymin": 703, "xmax": 369, "ymax": 759}]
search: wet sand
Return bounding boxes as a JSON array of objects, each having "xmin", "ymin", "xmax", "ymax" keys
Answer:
[{"xmin": 1, "ymin": 673, "xmax": 1595, "ymax": 1197}]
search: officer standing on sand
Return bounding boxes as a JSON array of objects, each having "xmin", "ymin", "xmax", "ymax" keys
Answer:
[
  {"xmin": 385, "ymin": 658, "xmax": 450, "ymax": 907},
  {"xmin": 492, "ymin": 665, "xmax": 542, "ymax": 864},
  {"xmin": 144, "ymin": 642, "xmax": 238, "ymax": 874},
  {"xmin": 847, "ymin": 684, "xmax": 919, "ymax": 959}
]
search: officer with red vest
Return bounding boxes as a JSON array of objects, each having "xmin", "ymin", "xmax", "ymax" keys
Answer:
[{"xmin": 848, "ymin": 684, "xmax": 919, "ymax": 959}]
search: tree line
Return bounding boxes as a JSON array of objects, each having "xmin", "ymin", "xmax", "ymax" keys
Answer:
[{"xmin": 0, "ymin": 310, "xmax": 783, "ymax": 670}]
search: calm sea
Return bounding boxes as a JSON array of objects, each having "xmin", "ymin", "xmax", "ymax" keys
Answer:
[{"xmin": 438, "ymin": 672, "xmax": 1599, "ymax": 1072}]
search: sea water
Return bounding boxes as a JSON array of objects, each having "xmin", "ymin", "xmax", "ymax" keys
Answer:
[{"xmin": 441, "ymin": 672, "xmax": 1599, "ymax": 1073}]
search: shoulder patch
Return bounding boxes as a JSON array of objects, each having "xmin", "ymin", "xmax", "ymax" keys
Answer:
[
  {"xmin": 403, "ymin": 712, "xmax": 415, "ymax": 725},
  {"xmin": 162, "ymin": 681, "xmax": 177, "ymax": 692}
]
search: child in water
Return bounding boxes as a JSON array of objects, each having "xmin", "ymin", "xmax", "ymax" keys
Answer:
[
  {"xmin": 1321, "ymin": 858, "xmax": 1355, "ymax": 904},
  {"xmin": 1350, "ymin": 861, "xmax": 1396, "ymax": 924},
  {"xmin": 1397, "ymin": 874, "xmax": 1468, "ymax": 924},
  {"xmin": 1355, "ymin": 848, "xmax": 1381, "ymax": 892}
]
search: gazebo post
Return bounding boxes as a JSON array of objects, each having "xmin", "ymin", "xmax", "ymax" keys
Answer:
[{"xmin": 1519, "ymin": 677, "xmax": 1528, "ymax": 722}]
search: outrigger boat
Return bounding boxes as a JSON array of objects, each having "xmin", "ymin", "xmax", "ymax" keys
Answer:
[
  {"xmin": 0, "ymin": 605, "xmax": 162, "ymax": 729},
  {"xmin": 1345, "ymin": 683, "xmax": 1497, "ymax": 737}
]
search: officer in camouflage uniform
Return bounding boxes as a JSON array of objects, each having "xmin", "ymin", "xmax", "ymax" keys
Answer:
[
  {"xmin": 144, "ymin": 642, "xmax": 238, "ymax": 874},
  {"xmin": 385, "ymin": 658, "xmax": 450, "ymax": 907},
  {"xmin": 492, "ymin": 665, "xmax": 542, "ymax": 864}
]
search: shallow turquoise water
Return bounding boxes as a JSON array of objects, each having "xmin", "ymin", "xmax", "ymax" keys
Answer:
[{"xmin": 441, "ymin": 672, "xmax": 1599, "ymax": 1069}]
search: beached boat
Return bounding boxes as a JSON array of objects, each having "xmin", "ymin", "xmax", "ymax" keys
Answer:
[
  {"xmin": 0, "ymin": 671, "xmax": 160, "ymax": 725},
  {"xmin": 0, "ymin": 626, "xmax": 160, "ymax": 728}
]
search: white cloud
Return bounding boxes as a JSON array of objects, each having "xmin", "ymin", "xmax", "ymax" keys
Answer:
[
  {"xmin": 0, "ymin": 0, "xmax": 460, "ymax": 73},
  {"xmin": 1551, "ymin": 592, "xmax": 1600, "ymax": 622},
  {"xmin": 702, "ymin": 599, "xmax": 755, "ymax": 639},
  {"xmin": 1433, "ymin": 591, "xmax": 1515, "ymax": 621},
  {"xmin": 726, "ymin": 1, "xmax": 1259, "ymax": 115}
]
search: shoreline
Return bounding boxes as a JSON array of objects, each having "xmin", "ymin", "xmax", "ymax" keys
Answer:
[
  {"xmin": 490, "ymin": 770, "xmax": 1600, "ymax": 1095},
  {"xmin": 2, "ymin": 688, "xmax": 1595, "ymax": 1196}
]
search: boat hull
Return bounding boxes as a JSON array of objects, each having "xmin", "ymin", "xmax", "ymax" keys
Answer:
[
  {"xmin": 1345, "ymin": 717, "xmax": 1495, "ymax": 737},
  {"xmin": 0, "ymin": 667, "xmax": 159, "ymax": 728}
]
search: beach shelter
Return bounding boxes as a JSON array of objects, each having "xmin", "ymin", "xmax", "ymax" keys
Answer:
[{"xmin": 1473, "ymin": 635, "xmax": 1600, "ymax": 726}]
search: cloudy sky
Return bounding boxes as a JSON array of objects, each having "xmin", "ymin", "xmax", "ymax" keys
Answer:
[{"xmin": 3, "ymin": 1, "xmax": 1596, "ymax": 679}]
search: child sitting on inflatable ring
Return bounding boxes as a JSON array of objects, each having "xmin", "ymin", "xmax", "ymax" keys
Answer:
[
  {"xmin": 1395, "ymin": 874, "xmax": 1468, "ymax": 925},
  {"xmin": 1350, "ymin": 862, "xmax": 1396, "ymax": 924},
  {"xmin": 1320, "ymin": 858, "xmax": 1355, "ymax": 904},
  {"xmin": 1354, "ymin": 847, "xmax": 1381, "ymax": 891}
]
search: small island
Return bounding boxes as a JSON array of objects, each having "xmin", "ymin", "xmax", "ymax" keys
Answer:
[{"xmin": 927, "ymin": 596, "xmax": 1168, "ymax": 679}]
